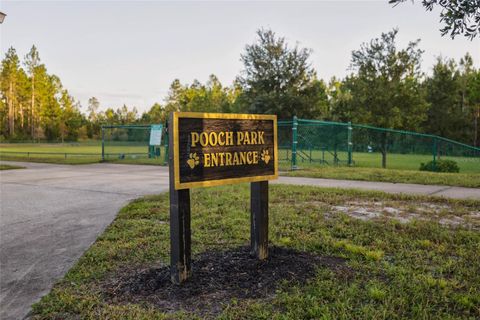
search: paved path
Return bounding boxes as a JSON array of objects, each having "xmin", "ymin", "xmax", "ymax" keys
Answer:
[
  {"xmin": 0, "ymin": 161, "xmax": 478, "ymax": 319},
  {"xmin": 275, "ymin": 176, "xmax": 480, "ymax": 200},
  {"xmin": 0, "ymin": 162, "xmax": 169, "ymax": 320}
]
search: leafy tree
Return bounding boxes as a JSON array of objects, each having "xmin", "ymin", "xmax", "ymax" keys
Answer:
[
  {"xmin": 424, "ymin": 57, "xmax": 464, "ymax": 140},
  {"xmin": 237, "ymin": 28, "xmax": 328, "ymax": 119},
  {"xmin": 15, "ymin": 69, "xmax": 30, "ymax": 138},
  {"xmin": 38, "ymin": 74, "xmax": 62, "ymax": 140},
  {"xmin": 87, "ymin": 97, "xmax": 100, "ymax": 122},
  {"xmin": 423, "ymin": 54, "xmax": 480, "ymax": 146},
  {"xmin": 103, "ymin": 108, "xmax": 117, "ymax": 124},
  {"xmin": 163, "ymin": 75, "xmax": 236, "ymax": 114},
  {"xmin": 0, "ymin": 47, "xmax": 21, "ymax": 137},
  {"xmin": 347, "ymin": 29, "xmax": 429, "ymax": 167},
  {"xmin": 24, "ymin": 45, "xmax": 42, "ymax": 139},
  {"xmin": 469, "ymin": 71, "xmax": 480, "ymax": 147},
  {"xmin": 140, "ymin": 103, "xmax": 165, "ymax": 124},
  {"xmin": 327, "ymin": 77, "xmax": 354, "ymax": 122},
  {"xmin": 118, "ymin": 104, "xmax": 138, "ymax": 124},
  {"xmin": 459, "ymin": 54, "xmax": 480, "ymax": 146},
  {"xmin": 204, "ymin": 75, "xmax": 236, "ymax": 113},
  {"xmin": 389, "ymin": 0, "xmax": 480, "ymax": 39},
  {"xmin": 60, "ymin": 90, "xmax": 84, "ymax": 141},
  {"xmin": 86, "ymin": 97, "xmax": 101, "ymax": 138}
]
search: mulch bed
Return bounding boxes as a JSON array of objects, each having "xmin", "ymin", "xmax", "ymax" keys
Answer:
[{"xmin": 102, "ymin": 246, "xmax": 348, "ymax": 317}]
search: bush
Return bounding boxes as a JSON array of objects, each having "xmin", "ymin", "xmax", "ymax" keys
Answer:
[{"xmin": 420, "ymin": 159, "xmax": 460, "ymax": 173}]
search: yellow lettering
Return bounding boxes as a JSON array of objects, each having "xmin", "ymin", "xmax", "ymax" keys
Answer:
[
  {"xmin": 204, "ymin": 153, "xmax": 211, "ymax": 167},
  {"xmin": 233, "ymin": 152, "xmax": 240, "ymax": 165},
  {"xmin": 251, "ymin": 131, "xmax": 258, "ymax": 144},
  {"xmin": 201, "ymin": 151, "xmax": 264, "ymax": 167},
  {"xmin": 246, "ymin": 151, "xmax": 253, "ymax": 164},
  {"xmin": 200, "ymin": 132, "xmax": 208, "ymax": 147},
  {"xmin": 226, "ymin": 132, "xmax": 233, "ymax": 145},
  {"xmin": 244, "ymin": 132, "xmax": 251, "ymax": 145},
  {"xmin": 237, "ymin": 132, "xmax": 244, "ymax": 145},
  {"xmin": 210, "ymin": 132, "xmax": 218, "ymax": 146},
  {"xmin": 253, "ymin": 151, "xmax": 259, "ymax": 164},
  {"xmin": 218, "ymin": 132, "xmax": 225, "ymax": 146},
  {"xmin": 191, "ymin": 132, "xmax": 199, "ymax": 147},
  {"xmin": 211, "ymin": 153, "xmax": 218, "ymax": 167},
  {"xmin": 240, "ymin": 152, "xmax": 246, "ymax": 164},
  {"xmin": 225, "ymin": 153, "xmax": 232, "ymax": 166},
  {"xmin": 258, "ymin": 131, "xmax": 265, "ymax": 144},
  {"xmin": 218, "ymin": 152, "xmax": 225, "ymax": 166}
]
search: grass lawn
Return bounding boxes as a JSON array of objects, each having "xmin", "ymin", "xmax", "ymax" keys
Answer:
[
  {"xmin": 281, "ymin": 166, "xmax": 480, "ymax": 188},
  {"xmin": 0, "ymin": 142, "xmax": 158, "ymax": 155},
  {"xmin": 31, "ymin": 185, "xmax": 480, "ymax": 319},
  {"xmin": 0, "ymin": 142, "xmax": 166, "ymax": 165},
  {"xmin": 0, "ymin": 164, "xmax": 24, "ymax": 170},
  {"xmin": 278, "ymin": 148, "xmax": 480, "ymax": 173}
]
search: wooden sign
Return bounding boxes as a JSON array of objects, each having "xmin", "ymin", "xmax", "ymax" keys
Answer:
[
  {"xmin": 168, "ymin": 112, "xmax": 277, "ymax": 284},
  {"xmin": 172, "ymin": 112, "xmax": 278, "ymax": 189}
]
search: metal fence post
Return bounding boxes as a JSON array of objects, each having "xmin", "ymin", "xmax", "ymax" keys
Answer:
[
  {"xmin": 292, "ymin": 116, "xmax": 298, "ymax": 170},
  {"xmin": 347, "ymin": 122, "xmax": 353, "ymax": 166},
  {"xmin": 164, "ymin": 133, "xmax": 169, "ymax": 165},
  {"xmin": 101, "ymin": 126, "xmax": 105, "ymax": 161},
  {"xmin": 432, "ymin": 137, "xmax": 437, "ymax": 171}
]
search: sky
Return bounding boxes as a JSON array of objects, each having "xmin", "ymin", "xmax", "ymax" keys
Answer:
[{"xmin": 0, "ymin": 0, "xmax": 479, "ymax": 114}]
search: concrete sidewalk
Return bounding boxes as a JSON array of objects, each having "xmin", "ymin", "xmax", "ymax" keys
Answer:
[
  {"xmin": 0, "ymin": 161, "xmax": 169, "ymax": 320},
  {"xmin": 274, "ymin": 176, "xmax": 480, "ymax": 200},
  {"xmin": 0, "ymin": 161, "xmax": 478, "ymax": 319}
]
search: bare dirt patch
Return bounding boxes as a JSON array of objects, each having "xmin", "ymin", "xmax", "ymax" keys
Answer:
[
  {"xmin": 327, "ymin": 200, "xmax": 479, "ymax": 229},
  {"xmin": 102, "ymin": 246, "xmax": 348, "ymax": 318}
]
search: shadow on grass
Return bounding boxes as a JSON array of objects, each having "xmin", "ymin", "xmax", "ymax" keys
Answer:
[{"xmin": 102, "ymin": 246, "xmax": 350, "ymax": 317}]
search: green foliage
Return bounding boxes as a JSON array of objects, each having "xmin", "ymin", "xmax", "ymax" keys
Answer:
[
  {"xmin": 345, "ymin": 29, "xmax": 428, "ymax": 131},
  {"xmin": 1, "ymin": 45, "xmax": 86, "ymax": 141},
  {"xmin": 1, "ymin": 30, "xmax": 479, "ymax": 148},
  {"xmin": 390, "ymin": 0, "xmax": 480, "ymax": 39},
  {"xmin": 420, "ymin": 159, "xmax": 460, "ymax": 173},
  {"xmin": 236, "ymin": 28, "xmax": 329, "ymax": 119},
  {"xmin": 162, "ymin": 75, "xmax": 237, "ymax": 114},
  {"xmin": 424, "ymin": 54, "xmax": 479, "ymax": 145},
  {"xmin": 336, "ymin": 29, "xmax": 429, "ymax": 167}
]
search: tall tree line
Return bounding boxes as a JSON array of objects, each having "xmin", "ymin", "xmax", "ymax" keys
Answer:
[
  {"xmin": 0, "ymin": 46, "xmax": 84, "ymax": 141},
  {"xmin": 1, "ymin": 30, "xmax": 479, "ymax": 146}
]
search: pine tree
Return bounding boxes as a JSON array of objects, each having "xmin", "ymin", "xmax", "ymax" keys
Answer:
[
  {"xmin": 24, "ymin": 45, "xmax": 42, "ymax": 139},
  {"xmin": 0, "ymin": 47, "xmax": 21, "ymax": 137}
]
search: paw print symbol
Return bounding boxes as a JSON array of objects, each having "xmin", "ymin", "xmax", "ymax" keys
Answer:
[
  {"xmin": 187, "ymin": 153, "xmax": 200, "ymax": 169},
  {"xmin": 261, "ymin": 149, "xmax": 271, "ymax": 164}
]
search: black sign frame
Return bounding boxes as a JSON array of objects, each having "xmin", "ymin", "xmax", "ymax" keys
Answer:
[{"xmin": 172, "ymin": 112, "xmax": 278, "ymax": 190}]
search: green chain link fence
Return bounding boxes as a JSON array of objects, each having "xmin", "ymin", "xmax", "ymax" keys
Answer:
[
  {"xmin": 101, "ymin": 124, "xmax": 168, "ymax": 164},
  {"xmin": 279, "ymin": 118, "xmax": 480, "ymax": 173},
  {"xmin": 99, "ymin": 119, "xmax": 479, "ymax": 172}
]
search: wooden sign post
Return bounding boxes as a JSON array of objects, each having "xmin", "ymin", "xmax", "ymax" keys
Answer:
[{"xmin": 168, "ymin": 112, "xmax": 278, "ymax": 284}]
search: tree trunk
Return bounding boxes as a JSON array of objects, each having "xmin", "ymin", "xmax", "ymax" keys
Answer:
[
  {"xmin": 19, "ymin": 103, "xmax": 24, "ymax": 129},
  {"xmin": 8, "ymin": 81, "xmax": 14, "ymax": 137},
  {"xmin": 31, "ymin": 74, "xmax": 35, "ymax": 140},
  {"xmin": 381, "ymin": 131, "xmax": 387, "ymax": 169},
  {"xmin": 474, "ymin": 106, "xmax": 479, "ymax": 148}
]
